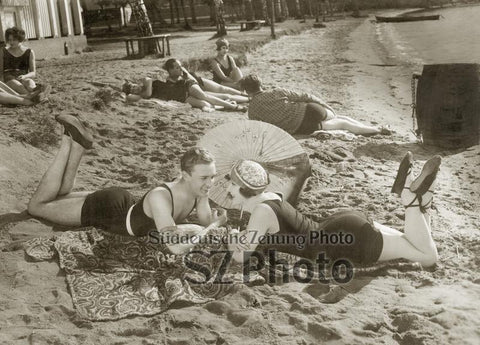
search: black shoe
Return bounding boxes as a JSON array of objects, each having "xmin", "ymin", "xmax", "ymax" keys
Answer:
[
  {"xmin": 409, "ymin": 156, "xmax": 441, "ymax": 195},
  {"xmin": 55, "ymin": 114, "xmax": 93, "ymax": 149},
  {"xmin": 391, "ymin": 151, "xmax": 414, "ymax": 196}
]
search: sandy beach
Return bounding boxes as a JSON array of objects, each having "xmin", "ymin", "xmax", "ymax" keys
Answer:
[{"xmin": 1, "ymin": 14, "xmax": 479, "ymax": 345}]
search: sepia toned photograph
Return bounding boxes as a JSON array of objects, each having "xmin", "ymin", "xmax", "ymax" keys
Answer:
[{"xmin": 0, "ymin": 0, "xmax": 479, "ymax": 344}]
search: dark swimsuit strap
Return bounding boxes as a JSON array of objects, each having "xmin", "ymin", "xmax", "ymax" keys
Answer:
[
  {"xmin": 159, "ymin": 183, "xmax": 197, "ymax": 218},
  {"xmin": 215, "ymin": 56, "xmax": 231, "ymax": 72}
]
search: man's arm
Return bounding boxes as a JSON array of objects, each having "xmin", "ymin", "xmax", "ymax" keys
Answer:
[
  {"xmin": 145, "ymin": 189, "xmax": 227, "ymax": 255},
  {"xmin": 145, "ymin": 189, "xmax": 176, "ymax": 231},
  {"xmin": 280, "ymin": 88, "xmax": 334, "ymax": 112}
]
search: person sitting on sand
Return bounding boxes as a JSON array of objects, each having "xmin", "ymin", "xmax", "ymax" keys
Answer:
[
  {"xmin": 211, "ymin": 38, "xmax": 243, "ymax": 90},
  {"xmin": 224, "ymin": 153, "xmax": 440, "ymax": 268},
  {"xmin": 123, "ymin": 58, "xmax": 248, "ymax": 112},
  {"xmin": 0, "ymin": 27, "xmax": 38, "ymax": 95},
  {"xmin": 240, "ymin": 74, "xmax": 392, "ymax": 136},
  {"xmin": 0, "ymin": 80, "xmax": 47, "ymax": 106},
  {"xmin": 27, "ymin": 115, "xmax": 227, "ymax": 254}
]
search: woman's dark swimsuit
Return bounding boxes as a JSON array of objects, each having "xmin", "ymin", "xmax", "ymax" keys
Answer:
[
  {"xmin": 80, "ymin": 185, "xmax": 196, "ymax": 236},
  {"xmin": 212, "ymin": 56, "xmax": 233, "ymax": 84},
  {"xmin": 260, "ymin": 199, "xmax": 383, "ymax": 265},
  {"xmin": 3, "ymin": 48, "xmax": 31, "ymax": 81}
]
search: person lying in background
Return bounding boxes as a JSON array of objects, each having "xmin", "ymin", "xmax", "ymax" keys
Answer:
[
  {"xmin": 123, "ymin": 59, "xmax": 248, "ymax": 112},
  {"xmin": 241, "ymin": 74, "xmax": 392, "ymax": 136}
]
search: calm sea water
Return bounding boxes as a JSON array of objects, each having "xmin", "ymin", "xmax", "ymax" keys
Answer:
[{"xmin": 376, "ymin": 5, "xmax": 480, "ymax": 65}]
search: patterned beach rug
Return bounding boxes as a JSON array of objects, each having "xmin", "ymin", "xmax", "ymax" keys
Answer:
[{"xmin": 24, "ymin": 228, "xmax": 257, "ymax": 321}]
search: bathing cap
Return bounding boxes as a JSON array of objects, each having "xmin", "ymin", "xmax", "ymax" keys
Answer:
[
  {"xmin": 216, "ymin": 38, "xmax": 229, "ymax": 50},
  {"xmin": 230, "ymin": 160, "xmax": 269, "ymax": 195}
]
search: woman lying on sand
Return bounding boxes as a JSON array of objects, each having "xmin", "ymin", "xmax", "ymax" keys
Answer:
[
  {"xmin": 0, "ymin": 80, "xmax": 48, "ymax": 106},
  {"xmin": 224, "ymin": 155, "xmax": 440, "ymax": 268},
  {"xmin": 211, "ymin": 38, "xmax": 243, "ymax": 90},
  {"xmin": 27, "ymin": 115, "xmax": 227, "ymax": 254},
  {"xmin": 123, "ymin": 58, "xmax": 248, "ymax": 112}
]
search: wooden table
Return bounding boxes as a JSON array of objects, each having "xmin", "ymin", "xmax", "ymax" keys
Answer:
[
  {"xmin": 124, "ymin": 34, "xmax": 171, "ymax": 58},
  {"xmin": 239, "ymin": 20, "xmax": 266, "ymax": 31}
]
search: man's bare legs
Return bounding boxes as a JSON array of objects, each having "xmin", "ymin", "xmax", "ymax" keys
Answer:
[
  {"xmin": 188, "ymin": 84, "xmax": 245, "ymax": 111},
  {"xmin": 201, "ymin": 78, "xmax": 245, "ymax": 96},
  {"xmin": 28, "ymin": 116, "xmax": 94, "ymax": 225},
  {"xmin": 205, "ymin": 91, "xmax": 249, "ymax": 104},
  {"xmin": 27, "ymin": 135, "xmax": 89, "ymax": 225},
  {"xmin": 321, "ymin": 116, "xmax": 383, "ymax": 136},
  {"xmin": 377, "ymin": 159, "xmax": 440, "ymax": 267}
]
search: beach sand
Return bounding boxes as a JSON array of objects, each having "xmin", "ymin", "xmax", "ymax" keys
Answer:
[{"xmin": 1, "ymin": 17, "xmax": 479, "ymax": 345}]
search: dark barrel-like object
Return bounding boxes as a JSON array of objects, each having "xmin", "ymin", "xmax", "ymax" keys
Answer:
[{"xmin": 416, "ymin": 64, "xmax": 480, "ymax": 148}]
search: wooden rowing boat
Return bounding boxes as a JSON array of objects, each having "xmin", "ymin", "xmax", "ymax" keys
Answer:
[{"xmin": 375, "ymin": 15, "xmax": 440, "ymax": 23}]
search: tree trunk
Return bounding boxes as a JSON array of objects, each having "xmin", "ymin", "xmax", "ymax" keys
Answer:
[
  {"xmin": 189, "ymin": 0, "xmax": 197, "ymax": 23},
  {"xmin": 293, "ymin": 0, "xmax": 301, "ymax": 18},
  {"xmin": 351, "ymin": 0, "xmax": 360, "ymax": 17},
  {"xmin": 274, "ymin": 0, "xmax": 282, "ymax": 21},
  {"xmin": 210, "ymin": 2, "xmax": 217, "ymax": 24},
  {"xmin": 280, "ymin": 0, "xmax": 288, "ymax": 18},
  {"xmin": 168, "ymin": 0, "xmax": 175, "ymax": 25},
  {"xmin": 256, "ymin": 0, "xmax": 268, "ymax": 21},
  {"xmin": 214, "ymin": 0, "xmax": 227, "ymax": 36},
  {"xmin": 245, "ymin": 0, "xmax": 255, "ymax": 20},
  {"xmin": 174, "ymin": 0, "xmax": 181, "ymax": 23},
  {"xmin": 179, "ymin": 0, "xmax": 191, "ymax": 29}
]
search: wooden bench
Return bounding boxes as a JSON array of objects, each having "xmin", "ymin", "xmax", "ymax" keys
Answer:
[
  {"xmin": 124, "ymin": 34, "xmax": 171, "ymax": 58},
  {"xmin": 239, "ymin": 20, "xmax": 266, "ymax": 31}
]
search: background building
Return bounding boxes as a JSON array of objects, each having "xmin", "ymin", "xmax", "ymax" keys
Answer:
[{"xmin": 0, "ymin": 0, "xmax": 87, "ymax": 58}]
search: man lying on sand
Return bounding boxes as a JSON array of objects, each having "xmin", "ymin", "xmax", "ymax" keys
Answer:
[
  {"xmin": 27, "ymin": 116, "xmax": 227, "ymax": 254},
  {"xmin": 241, "ymin": 74, "xmax": 392, "ymax": 136},
  {"xmin": 0, "ymin": 80, "xmax": 49, "ymax": 106},
  {"xmin": 123, "ymin": 58, "xmax": 248, "ymax": 112},
  {"xmin": 224, "ymin": 155, "xmax": 439, "ymax": 267}
]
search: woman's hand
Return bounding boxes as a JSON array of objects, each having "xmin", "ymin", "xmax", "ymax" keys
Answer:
[
  {"xmin": 212, "ymin": 208, "xmax": 227, "ymax": 226},
  {"xmin": 16, "ymin": 75, "xmax": 26, "ymax": 81}
]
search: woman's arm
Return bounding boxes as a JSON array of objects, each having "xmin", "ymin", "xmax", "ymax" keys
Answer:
[
  {"xmin": 229, "ymin": 55, "xmax": 238, "ymax": 69},
  {"xmin": 210, "ymin": 59, "xmax": 234, "ymax": 83},
  {"xmin": 19, "ymin": 49, "xmax": 36, "ymax": 79},
  {"xmin": 228, "ymin": 204, "xmax": 276, "ymax": 263},
  {"xmin": 181, "ymin": 67, "xmax": 197, "ymax": 82}
]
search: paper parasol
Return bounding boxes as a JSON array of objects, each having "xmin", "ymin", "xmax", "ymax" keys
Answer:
[{"xmin": 197, "ymin": 120, "xmax": 312, "ymax": 209}]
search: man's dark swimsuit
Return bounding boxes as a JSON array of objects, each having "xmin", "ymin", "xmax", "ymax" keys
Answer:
[
  {"xmin": 260, "ymin": 199, "xmax": 383, "ymax": 265},
  {"xmin": 81, "ymin": 185, "xmax": 196, "ymax": 236}
]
